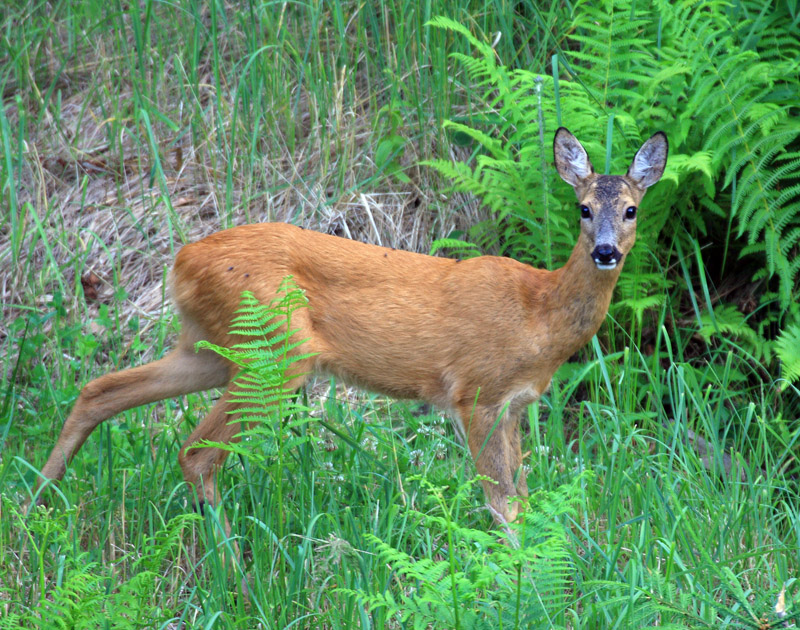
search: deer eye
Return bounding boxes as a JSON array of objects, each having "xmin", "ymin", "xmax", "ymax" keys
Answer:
[
  {"xmin": 625, "ymin": 206, "xmax": 637, "ymax": 220},
  {"xmin": 580, "ymin": 205, "xmax": 592, "ymax": 220}
]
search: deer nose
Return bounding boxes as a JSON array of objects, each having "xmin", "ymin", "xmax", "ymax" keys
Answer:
[{"xmin": 592, "ymin": 244, "xmax": 621, "ymax": 269}]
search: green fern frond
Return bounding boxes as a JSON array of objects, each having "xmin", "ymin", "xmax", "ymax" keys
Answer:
[
  {"xmin": 425, "ymin": 16, "xmax": 494, "ymax": 59},
  {"xmin": 196, "ymin": 280, "xmax": 315, "ymax": 464},
  {"xmin": 426, "ymin": 12, "xmax": 687, "ymax": 336},
  {"xmin": 346, "ymin": 475, "xmax": 585, "ymax": 629},
  {"xmin": 428, "ymin": 20, "xmax": 600, "ymax": 265},
  {"xmin": 697, "ymin": 303, "xmax": 759, "ymax": 349},
  {"xmin": 565, "ymin": 1, "xmax": 657, "ymax": 109},
  {"xmin": 429, "ymin": 237, "xmax": 481, "ymax": 258},
  {"xmin": 430, "ymin": 7, "xmax": 799, "ymax": 343},
  {"xmin": 775, "ymin": 323, "xmax": 800, "ymax": 388},
  {"xmin": 441, "ymin": 120, "xmax": 504, "ymax": 158},
  {"xmin": 657, "ymin": 0, "xmax": 800, "ymax": 309}
]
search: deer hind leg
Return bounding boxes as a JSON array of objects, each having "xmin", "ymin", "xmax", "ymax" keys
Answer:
[
  {"xmin": 37, "ymin": 343, "xmax": 231, "ymax": 491},
  {"xmin": 177, "ymin": 389, "xmax": 239, "ymax": 520},
  {"xmin": 461, "ymin": 404, "xmax": 526, "ymax": 525},
  {"xmin": 177, "ymin": 370, "xmax": 311, "ymax": 528},
  {"xmin": 507, "ymin": 418, "xmax": 528, "ymax": 500}
]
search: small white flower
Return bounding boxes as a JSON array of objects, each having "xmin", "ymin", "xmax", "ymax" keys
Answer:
[
  {"xmin": 409, "ymin": 449, "xmax": 425, "ymax": 467},
  {"xmin": 417, "ymin": 424, "xmax": 433, "ymax": 437}
]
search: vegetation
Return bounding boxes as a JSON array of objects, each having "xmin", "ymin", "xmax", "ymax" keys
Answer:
[{"xmin": 1, "ymin": 0, "xmax": 798, "ymax": 628}]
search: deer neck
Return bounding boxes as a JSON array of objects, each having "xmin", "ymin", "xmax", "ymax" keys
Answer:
[{"xmin": 543, "ymin": 234, "xmax": 624, "ymax": 359}]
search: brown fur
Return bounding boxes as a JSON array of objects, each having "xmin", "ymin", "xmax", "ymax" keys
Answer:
[{"xmin": 36, "ymin": 128, "xmax": 667, "ymax": 528}]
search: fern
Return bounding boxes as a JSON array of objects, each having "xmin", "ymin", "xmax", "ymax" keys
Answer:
[
  {"xmin": 0, "ymin": 497, "xmax": 196, "ymax": 629},
  {"xmin": 429, "ymin": 8, "xmax": 800, "ymax": 383},
  {"xmin": 563, "ymin": 0, "xmax": 800, "ymax": 350},
  {"xmin": 613, "ymin": 270, "xmax": 673, "ymax": 326},
  {"xmin": 195, "ymin": 278, "xmax": 317, "ymax": 564},
  {"xmin": 197, "ymin": 278, "xmax": 315, "ymax": 434},
  {"xmin": 656, "ymin": 0, "xmax": 800, "ymax": 309},
  {"xmin": 565, "ymin": 0, "xmax": 658, "ymax": 112},
  {"xmin": 775, "ymin": 322, "xmax": 800, "ymax": 389},
  {"xmin": 429, "ymin": 236, "xmax": 481, "ymax": 258},
  {"xmin": 426, "ymin": 14, "xmax": 681, "ymax": 342},
  {"xmin": 347, "ymin": 474, "xmax": 585, "ymax": 629},
  {"xmin": 697, "ymin": 303, "xmax": 760, "ymax": 349},
  {"xmin": 587, "ymin": 575, "xmax": 705, "ymax": 628}
]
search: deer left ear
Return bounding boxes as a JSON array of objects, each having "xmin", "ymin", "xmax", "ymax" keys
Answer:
[
  {"xmin": 627, "ymin": 132, "xmax": 668, "ymax": 189},
  {"xmin": 554, "ymin": 127, "xmax": 595, "ymax": 187}
]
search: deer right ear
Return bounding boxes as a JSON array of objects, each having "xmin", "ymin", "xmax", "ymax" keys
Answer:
[
  {"xmin": 554, "ymin": 127, "xmax": 595, "ymax": 187},
  {"xmin": 627, "ymin": 131, "xmax": 668, "ymax": 189}
]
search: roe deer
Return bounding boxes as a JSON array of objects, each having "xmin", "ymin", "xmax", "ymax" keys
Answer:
[{"xmin": 35, "ymin": 128, "xmax": 667, "ymax": 526}]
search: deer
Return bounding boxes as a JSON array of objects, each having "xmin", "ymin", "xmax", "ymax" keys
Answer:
[{"xmin": 34, "ymin": 128, "xmax": 667, "ymax": 530}]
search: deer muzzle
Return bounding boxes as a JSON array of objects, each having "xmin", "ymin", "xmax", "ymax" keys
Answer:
[{"xmin": 592, "ymin": 243, "xmax": 622, "ymax": 270}]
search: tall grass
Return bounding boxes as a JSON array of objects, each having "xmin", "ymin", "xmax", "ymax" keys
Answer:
[{"xmin": 1, "ymin": 0, "xmax": 797, "ymax": 628}]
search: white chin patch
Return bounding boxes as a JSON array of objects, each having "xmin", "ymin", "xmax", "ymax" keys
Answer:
[{"xmin": 594, "ymin": 261, "xmax": 618, "ymax": 270}]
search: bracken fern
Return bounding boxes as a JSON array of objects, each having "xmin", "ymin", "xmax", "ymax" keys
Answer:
[
  {"xmin": 564, "ymin": 0, "xmax": 658, "ymax": 113},
  {"xmin": 656, "ymin": 0, "xmax": 800, "ymax": 309},
  {"xmin": 348, "ymin": 474, "xmax": 582, "ymax": 629}
]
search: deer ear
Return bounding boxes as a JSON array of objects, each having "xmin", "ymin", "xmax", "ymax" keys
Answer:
[
  {"xmin": 627, "ymin": 132, "xmax": 668, "ymax": 189},
  {"xmin": 554, "ymin": 127, "xmax": 595, "ymax": 187}
]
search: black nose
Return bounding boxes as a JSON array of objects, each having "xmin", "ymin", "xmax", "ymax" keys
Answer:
[{"xmin": 592, "ymin": 244, "xmax": 621, "ymax": 265}]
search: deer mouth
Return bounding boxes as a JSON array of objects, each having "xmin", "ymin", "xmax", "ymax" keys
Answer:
[{"xmin": 594, "ymin": 261, "xmax": 618, "ymax": 270}]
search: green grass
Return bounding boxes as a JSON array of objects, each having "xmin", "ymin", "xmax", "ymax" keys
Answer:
[{"xmin": 1, "ymin": 1, "xmax": 798, "ymax": 628}]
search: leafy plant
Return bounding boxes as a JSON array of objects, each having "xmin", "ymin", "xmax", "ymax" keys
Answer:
[
  {"xmin": 775, "ymin": 323, "xmax": 800, "ymax": 389},
  {"xmin": 652, "ymin": 0, "xmax": 800, "ymax": 309},
  {"xmin": 194, "ymin": 278, "xmax": 318, "ymax": 623},
  {"xmin": 425, "ymin": 16, "xmax": 595, "ymax": 268},
  {"xmin": 563, "ymin": 0, "xmax": 800, "ymax": 382},
  {"xmin": 196, "ymin": 278, "xmax": 315, "ymax": 536},
  {"xmin": 349, "ymin": 474, "xmax": 584, "ymax": 629},
  {"xmin": 374, "ymin": 98, "xmax": 412, "ymax": 183},
  {"xmin": 196, "ymin": 278, "xmax": 314, "ymax": 431},
  {"xmin": 697, "ymin": 302, "xmax": 760, "ymax": 353},
  {"xmin": 0, "ymin": 497, "xmax": 196, "ymax": 629},
  {"xmin": 423, "ymin": 15, "xmax": 686, "ymax": 344}
]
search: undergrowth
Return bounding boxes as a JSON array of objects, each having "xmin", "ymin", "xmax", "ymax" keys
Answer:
[{"xmin": 1, "ymin": 1, "xmax": 798, "ymax": 628}]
